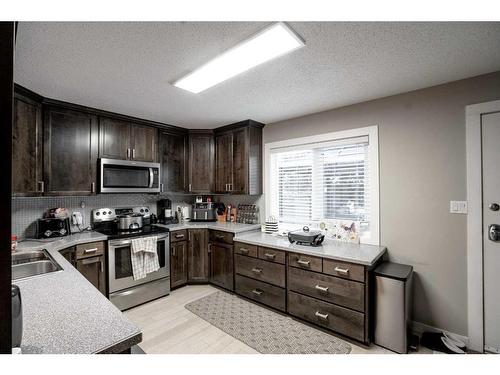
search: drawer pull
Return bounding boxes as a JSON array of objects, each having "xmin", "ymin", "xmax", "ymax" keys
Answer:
[
  {"xmin": 84, "ymin": 248, "xmax": 98, "ymax": 254},
  {"xmin": 297, "ymin": 259, "xmax": 311, "ymax": 267},
  {"xmin": 175, "ymin": 234, "xmax": 185, "ymax": 239},
  {"xmin": 251, "ymin": 289, "xmax": 263, "ymax": 296},
  {"xmin": 240, "ymin": 248, "xmax": 250, "ymax": 254},
  {"xmin": 251, "ymin": 267, "xmax": 263, "ymax": 274},
  {"xmin": 264, "ymin": 253, "xmax": 276, "ymax": 260},
  {"xmin": 334, "ymin": 266, "xmax": 349, "ymax": 275},
  {"xmin": 215, "ymin": 234, "xmax": 225, "ymax": 239},
  {"xmin": 315, "ymin": 311, "xmax": 329, "ymax": 320},
  {"xmin": 314, "ymin": 285, "xmax": 329, "ymax": 293}
]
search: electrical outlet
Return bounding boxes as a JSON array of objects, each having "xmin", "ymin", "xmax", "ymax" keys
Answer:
[
  {"xmin": 450, "ymin": 201, "xmax": 468, "ymax": 214},
  {"xmin": 72, "ymin": 212, "xmax": 83, "ymax": 225}
]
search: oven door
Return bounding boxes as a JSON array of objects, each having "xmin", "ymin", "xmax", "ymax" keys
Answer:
[
  {"xmin": 100, "ymin": 158, "xmax": 160, "ymax": 193},
  {"xmin": 108, "ymin": 234, "xmax": 170, "ymax": 293}
]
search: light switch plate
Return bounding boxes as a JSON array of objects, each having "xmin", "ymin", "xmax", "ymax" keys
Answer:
[{"xmin": 450, "ymin": 201, "xmax": 468, "ymax": 214}]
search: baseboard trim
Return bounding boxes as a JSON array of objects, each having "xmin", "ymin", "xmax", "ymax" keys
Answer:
[{"xmin": 411, "ymin": 321, "xmax": 469, "ymax": 345}]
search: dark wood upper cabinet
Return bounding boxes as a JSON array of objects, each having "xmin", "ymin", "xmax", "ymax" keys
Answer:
[
  {"xmin": 187, "ymin": 229, "xmax": 209, "ymax": 282},
  {"xmin": 214, "ymin": 132, "xmax": 232, "ymax": 193},
  {"xmin": 12, "ymin": 92, "xmax": 43, "ymax": 196},
  {"xmin": 188, "ymin": 131, "xmax": 214, "ymax": 193},
  {"xmin": 158, "ymin": 130, "xmax": 187, "ymax": 193},
  {"xmin": 99, "ymin": 117, "xmax": 131, "ymax": 160},
  {"xmin": 130, "ymin": 124, "xmax": 157, "ymax": 162},
  {"xmin": 99, "ymin": 118, "xmax": 157, "ymax": 162},
  {"xmin": 43, "ymin": 106, "xmax": 98, "ymax": 195},
  {"xmin": 214, "ymin": 120, "xmax": 263, "ymax": 195}
]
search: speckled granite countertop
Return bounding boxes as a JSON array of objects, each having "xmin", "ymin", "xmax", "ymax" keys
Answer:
[
  {"xmin": 154, "ymin": 221, "xmax": 261, "ymax": 233},
  {"xmin": 233, "ymin": 231, "xmax": 387, "ymax": 267},
  {"xmin": 14, "ymin": 232, "xmax": 142, "ymax": 354}
]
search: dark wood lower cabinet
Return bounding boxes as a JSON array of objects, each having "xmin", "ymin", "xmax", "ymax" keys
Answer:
[
  {"xmin": 235, "ymin": 274, "xmax": 286, "ymax": 312},
  {"xmin": 76, "ymin": 256, "xmax": 106, "ymax": 296},
  {"xmin": 170, "ymin": 240, "xmax": 188, "ymax": 289},
  {"xmin": 210, "ymin": 242, "xmax": 234, "ymax": 291},
  {"xmin": 188, "ymin": 229, "xmax": 209, "ymax": 282}
]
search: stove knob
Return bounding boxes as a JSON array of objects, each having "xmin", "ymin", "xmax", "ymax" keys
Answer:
[
  {"xmin": 44, "ymin": 230, "xmax": 52, "ymax": 237},
  {"xmin": 96, "ymin": 212, "xmax": 100, "ymax": 216},
  {"xmin": 145, "ymin": 208, "xmax": 149, "ymax": 213},
  {"xmin": 102, "ymin": 211, "xmax": 106, "ymax": 215},
  {"xmin": 108, "ymin": 211, "xmax": 112, "ymax": 215},
  {"xmin": 60, "ymin": 228, "xmax": 67, "ymax": 235}
]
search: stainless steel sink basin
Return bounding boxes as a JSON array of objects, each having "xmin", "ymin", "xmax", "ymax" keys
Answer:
[{"xmin": 12, "ymin": 249, "xmax": 62, "ymax": 280}]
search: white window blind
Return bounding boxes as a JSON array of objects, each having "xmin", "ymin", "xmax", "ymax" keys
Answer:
[{"xmin": 270, "ymin": 136, "xmax": 371, "ymax": 230}]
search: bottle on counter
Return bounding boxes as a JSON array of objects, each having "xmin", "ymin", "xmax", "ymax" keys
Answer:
[
  {"xmin": 226, "ymin": 204, "xmax": 232, "ymax": 222},
  {"xmin": 11, "ymin": 235, "xmax": 18, "ymax": 253}
]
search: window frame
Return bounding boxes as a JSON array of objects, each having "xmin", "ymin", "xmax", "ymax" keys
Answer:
[{"xmin": 264, "ymin": 125, "xmax": 380, "ymax": 245}]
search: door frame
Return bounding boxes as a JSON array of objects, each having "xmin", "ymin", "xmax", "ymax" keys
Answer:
[{"xmin": 466, "ymin": 99, "xmax": 500, "ymax": 353}]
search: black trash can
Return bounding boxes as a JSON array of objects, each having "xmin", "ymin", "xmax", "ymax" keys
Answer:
[{"xmin": 374, "ymin": 262, "xmax": 413, "ymax": 353}]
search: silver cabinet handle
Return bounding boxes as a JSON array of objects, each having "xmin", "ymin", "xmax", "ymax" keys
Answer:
[
  {"xmin": 315, "ymin": 311, "xmax": 329, "ymax": 320},
  {"xmin": 91, "ymin": 182, "xmax": 95, "ymax": 193},
  {"xmin": 175, "ymin": 234, "xmax": 185, "ymax": 239},
  {"xmin": 334, "ymin": 266, "xmax": 349, "ymax": 275},
  {"xmin": 297, "ymin": 259, "xmax": 311, "ymax": 267},
  {"xmin": 252, "ymin": 289, "xmax": 263, "ymax": 296},
  {"xmin": 264, "ymin": 253, "xmax": 276, "ymax": 260},
  {"xmin": 84, "ymin": 248, "xmax": 98, "ymax": 254},
  {"xmin": 132, "ymin": 148, "xmax": 136, "ymax": 159},
  {"xmin": 189, "ymin": 184, "xmax": 192, "ymax": 192},
  {"xmin": 208, "ymin": 243, "xmax": 212, "ymax": 254},
  {"xmin": 37, "ymin": 181, "xmax": 45, "ymax": 193},
  {"xmin": 160, "ymin": 183, "xmax": 164, "ymax": 193},
  {"xmin": 315, "ymin": 285, "xmax": 329, "ymax": 293},
  {"xmin": 240, "ymin": 248, "xmax": 250, "ymax": 254},
  {"xmin": 228, "ymin": 183, "xmax": 232, "ymax": 192},
  {"xmin": 127, "ymin": 148, "xmax": 131, "ymax": 159},
  {"xmin": 251, "ymin": 267, "xmax": 263, "ymax": 274}
]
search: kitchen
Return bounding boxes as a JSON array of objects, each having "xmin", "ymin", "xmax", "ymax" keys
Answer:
[{"xmin": 1, "ymin": 4, "xmax": 500, "ymax": 374}]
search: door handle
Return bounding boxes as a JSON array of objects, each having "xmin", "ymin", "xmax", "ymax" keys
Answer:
[
  {"xmin": 488, "ymin": 224, "xmax": 500, "ymax": 242},
  {"xmin": 37, "ymin": 181, "xmax": 45, "ymax": 193},
  {"xmin": 127, "ymin": 148, "xmax": 131, "ymax": 159},
  {"xmin": 132, "ymin": 149, "xmax": 136, "ymax": 159}
]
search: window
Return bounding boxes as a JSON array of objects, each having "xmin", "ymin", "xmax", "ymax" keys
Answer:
[{"xmin": 266, "ymin": 126, "xmax": 379, "ymax": 245}]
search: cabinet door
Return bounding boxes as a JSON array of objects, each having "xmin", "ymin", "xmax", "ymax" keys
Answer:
[
  {"xmin": 131, "ymin": 123, "xmax": 157, "ymax": 162},
  {"xmin": 210, "ymin": 243, "xmax": 234, "ymax": 291},
  {"xmin": 43, "ymin": 107, "xmax": 98, "ymax": 195},
  {"xmin": 99, "ymin": 117, "xmax": 131, "ymax": 160},
  {"xmin": 158, "ymin": 130, "xmax": 187, "ymax": 192},
  {"xmin": 12, "ymin": 94, "xmax": 43, "ymax": 196},
  {"xmin": 188, "ymin": 229, "xmax": 209, "ymax": 282},
  {"xmin": 214, "ymin": 133, "xmax": 233, "ymax": 193},
  {"xmin": 231, "ymin": 128, "xmax": 248, "ymax": 194},
  {"xmin": 76, "ymin": 256, "xmax": 106, "ymax": 295},
  {"xmin": 188, "ymin": 133, "xmax": 214, "ymax": 193},
  {"xmin": 170, "ymin": 241, "xmax": 188, "ymax": 289}
]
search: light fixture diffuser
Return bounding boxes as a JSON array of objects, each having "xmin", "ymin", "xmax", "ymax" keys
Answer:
[{"xmin": 173, "ymin": 22, "xmax": 305, "ymax": 94}]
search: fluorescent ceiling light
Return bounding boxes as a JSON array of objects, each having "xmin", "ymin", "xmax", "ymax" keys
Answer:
[{"xmin": 173, "ymin": 22, "xmax": 305, "ymax": 94}]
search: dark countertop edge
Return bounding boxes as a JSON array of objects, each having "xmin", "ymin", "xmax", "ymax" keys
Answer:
[
  {"xmin": 95, "ymin": 331, "xmax": 143, "ymax": 354},
  {"xmin": 232, "ymin": 236, "xmax": 388, "ymax": 267}
]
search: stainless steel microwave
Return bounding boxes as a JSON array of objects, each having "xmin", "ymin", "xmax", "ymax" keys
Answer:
[{"xmin": 99, "ymin": 158, "xmax": 160, "ymax": 193}]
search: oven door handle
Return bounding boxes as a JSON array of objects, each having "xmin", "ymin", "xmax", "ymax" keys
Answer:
[
  {"xmin": 149, "ymin": 168, "xmax": 154, "ymax": 188},
  {"xmin": 109, "ymin": 234, "xmax": 168, "ymax": 247}
]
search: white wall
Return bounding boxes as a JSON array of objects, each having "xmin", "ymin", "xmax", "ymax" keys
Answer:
[{"xmin": 263, "ymin": 71, "xmax": 500, "ymax": 335}]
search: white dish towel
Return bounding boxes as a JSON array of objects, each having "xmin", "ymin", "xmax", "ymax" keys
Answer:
[{"xmin": 130, "ymin": 236, "xmax": 159, "ymax": 280}]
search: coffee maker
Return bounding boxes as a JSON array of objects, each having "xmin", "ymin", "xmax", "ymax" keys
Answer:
[{"xmin": 157, "ymin": 199, "xmax": 178, "ymax": 224}]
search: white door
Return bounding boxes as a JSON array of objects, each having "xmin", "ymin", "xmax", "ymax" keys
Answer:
[{"xmin": 482, "ymin": 111, "xmax": 500, "ymax": 353}]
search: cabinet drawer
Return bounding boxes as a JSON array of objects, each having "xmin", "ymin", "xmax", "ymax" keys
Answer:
[
  {"xmin": 171, "ymin": 230, "xmax": 188, "ymax": 243},
  {"xmin": 288, "ymin": 291, "xmax": 365, "ymax": 342},
  {"xmin": 75, "ymin": 241, "xmax": 105, "ymax": 260},
  {"xmin": 289, "ymin": 252, "xmax": 322, "ymax": 272},
  {"xmin": 209, "ymin": 230, "xmax": 234, "ymax": 245},
  {"xmin": 234, "ymin": 242, "xmax": 258, "ymax": 258},
  {"xmin": 288, "ymin": 267, "xmax": 365, "ymax": 312},
  {"xmin": 235, "ymin": 254, "xmax": 286, "ymax": 288},
  {"xmin": 323, "ymin": 259, "xmax": 365, "ymax": 283},
  {"xmin": 235, "ymin": 274, "xmax": 286, "ymax": 312},
  {"xmin": 258, "ymin": 246, "xmax": 286, "ymax": 264}
]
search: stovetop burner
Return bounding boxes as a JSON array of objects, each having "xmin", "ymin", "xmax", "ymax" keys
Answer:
[{"xmin": 95, "ymin": 225, "xmax": 169, "ymax": 240}]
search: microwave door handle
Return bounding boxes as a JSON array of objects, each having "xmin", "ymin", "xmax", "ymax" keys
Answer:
[{"xmin": 149, "ymin": 168, "xmax": 154, "ymax": 188}]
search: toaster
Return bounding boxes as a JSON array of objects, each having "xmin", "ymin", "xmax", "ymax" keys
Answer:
[
  {"xmin": 288, "ymin": 226, "xmax": 325, "ymax": 246},
  {"xmin": 36, "ymin": 217, "xmax": 71, "ymax": 239}
]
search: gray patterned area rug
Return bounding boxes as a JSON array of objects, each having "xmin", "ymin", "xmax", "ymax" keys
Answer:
[{"xmin": 185, "ymin": 291, "xmax": 351, "ymax": 354}]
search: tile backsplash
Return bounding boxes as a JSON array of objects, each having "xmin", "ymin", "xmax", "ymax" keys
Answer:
[{"xmin": 12, "ymin": 193, "xmax": 263, "ymax": 239}]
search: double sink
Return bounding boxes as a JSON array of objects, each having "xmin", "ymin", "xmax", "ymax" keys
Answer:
[{"xmin": 12, "ymin": 249, "xmax": 62, "ymax": 281}]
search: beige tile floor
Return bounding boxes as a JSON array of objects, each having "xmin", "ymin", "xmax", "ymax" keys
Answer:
[{"xmin": 125, "ymin": 284, "xmax": 420, "ymax": 354}]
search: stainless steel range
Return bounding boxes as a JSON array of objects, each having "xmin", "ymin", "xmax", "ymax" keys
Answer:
[{"xmin": 92, "ymin": 206, "xmax": 170, "ymax": 311}]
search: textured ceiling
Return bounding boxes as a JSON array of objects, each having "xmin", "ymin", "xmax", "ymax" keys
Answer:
[{"xmin": 15, "ymin": 22, "xmax": 500, "ymax": 129}]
